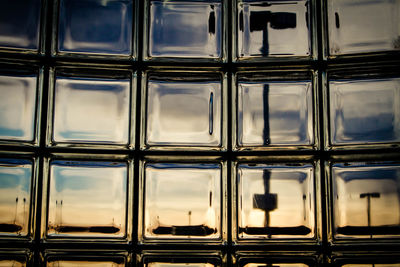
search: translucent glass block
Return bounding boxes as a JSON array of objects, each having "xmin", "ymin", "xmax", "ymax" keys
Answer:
[
  {"xmin": 145, "ymin": 73, "xmax": 222, "ymax": 148},
  {"xmin": 0, "ymin": 0, "xmax": 41, "ymax": 51},
  {"xmin": 0, "ymin": 159, "xmax": 33, "ymax": 237},
  {"xmin": 329, "ymin": 78, "xmax": 400, "ymax": 146},
  {"xmin": 0, "ymin": 257, "xmax": 27, "ymax": 267},
  {"xmin": 147, "ymin": 0, "xmax": 222, "ymax": 59},
  {"xmin": 237, "ymin": 81, "xmax": 314, "ymax": 147},
  {"xmin": 46, "ymin": 257, "xmax": 126, "ymax": 266},
  {"xmin": 237, "ymin": 0, "xmax": 311, "ymax": 59},
  {"xmin": 143, "ymin": 163, "xmax": 222, "ymax": 240},
  {"xmin": 328, "ymin": 0, "xmax": 400, "ymax": 56},
  {"xmin": 46, "ymin": 160, "xmax": 128, "ymax": 238},
  {"xmin": 146, "ymin": 263, "xmax": 215, "ymax": 267},
  {"xmin": 237, "ymin": 163, "xmax": 315, "ymax": 239},
  {"xmin": 141, "ymin": 252, "xmax": 222, "ymax": 267},
  {"xmin": 0, "ymin": 74, "xmax": 37, "ymax": 142},
  {"xmin": 241, "ymin": 264, "xmax": 308, "ymax": 267},
  {"xmin": 52, "ymin": 75, "xmax": 130, "ymax": 145},
  {"xmin": 57, "ymin": 0, "xmax": 133, "ymax": 55}
]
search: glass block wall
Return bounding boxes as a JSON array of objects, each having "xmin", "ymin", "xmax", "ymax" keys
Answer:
[{"xmin": 0, "ymin": 0, "xmax": 399, "ymax": 265}]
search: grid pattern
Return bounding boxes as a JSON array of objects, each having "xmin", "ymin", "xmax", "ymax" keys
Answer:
[{"xmin": 0, "ymin": 0, "xmax": 400, "ymax": 265}]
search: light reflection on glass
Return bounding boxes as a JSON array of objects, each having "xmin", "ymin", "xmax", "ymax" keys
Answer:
[
  {"xmin": 238, "ymin": 81, "xmax": 313, "ymax": 146},
  {"xmin": 328, "ymin": 0, "xmax": 400, "ymax": 55},
  {"xmin": 148, "ymin": 0, "xmax": 222, "ymax": 58},
  {"xmin": 237, "ymin": 0, "xmax": 310, "ymax": 58},
  {"xmin": 147, "ymin": 263, "xmax": 214, "ymax": 267},
  {"xmin": 332, "ymin": 163, "xmax": 400, "ymax": 239},
  {"xmin": 329, "ymin": 78, "xmax": 400, "ymax": 145},
  {"xmin": 0, "ymin": 0, "xmax": 41, "ymax": 50},
  {"xmin": 146, "ymin": 75, "xmax": 222, "ymax": 147},
  {"xmin": 53, "ymin": 76, "xmax": 130, "ymax": 144},
  {"xmin": 0, "ymin": 74, "xmax": 37, "ymax": 142},
  {"xmin": 0, "ymin": 259, "xmax": 26, "ymax": 267},
  {"xmin": 144, "ymin": 163, "xmax": 221, "ymax": 239},
  {"xmin": 47, "ymin": 259, "xmax": 125, "ymax": 267},
  {"xmin": 237, "ymin": 164, "xmax": 315, "ymax": 239},
  {"xmin": 58, "ymin": 0, "xmax": 133, "ymax": 55},
  {"xmin": 0, "ymin": 159, "xmax": 32, "ymax": 237},
  {"xmin": 47, "ymin": 160, "xmax": 127, "ymax": 238}
]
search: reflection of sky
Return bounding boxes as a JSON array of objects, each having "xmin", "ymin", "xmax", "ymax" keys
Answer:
[
  {"xmin": 238, "ymin": 164, "xmax": 314, "ymax": 238},
  {"xmin": 238, "ymin": 81, "xmax": 313, "ymax": 146},
  {"xmin": 0, "ymin": 74, "xmax": 37, "ymax": 141},
  {"xmin": 149, "ymin": 1, "xmax": 221, "ymax": 58},
  {"xmin": 48, "ymin": 161, "xmax": 127, "ymax": 237},
  {"xmin": 53, "ymin": 77, "xmax": 130, "ymax": 144},
  {"xmin": 147, "ymin": 79, "xmax": 221, "ymax": 146},
  {"xmin": 144, "ymin": 163, "xmax": 221, "ymax": 239},
  {"xmin": 330, "ymin": 78, "xmax": 400, "ymax": 144}
]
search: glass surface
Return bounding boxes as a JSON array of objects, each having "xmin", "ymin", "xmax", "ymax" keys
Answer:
[
  {"xmin": 329, "ymin": 78, "xmax": 400, "ymax": 145},
  {"xmin": 47, "ymin": 160, "xmax": 127, "ymax": 238},
  {"xmin": 0, "ymin": 260, "xmax": 26, "ymax": 267},
  {"xmin": 238, "ymin": 81, "xmax": 313, "ymax": 146},
  {"xmin": 243, "ymin": 264, "xmax": 308, "ymax": 267},
  {"xmin": 148, "ymin": 0, "xmax": 222, "ymax": 59},
  {"xmin": 328, "ymin": 0, "xmax": 400, "ymax": 55},
  {"xmin": 58, "ymin": 0, "xmax": 133, "ymax": 55},
  {"xmin": 237, "ymin": 0, "xmax": 310, "ymax": 58},
  {"xmin": 0, "ymin": 0, "xmax": 41, "ymax": 50},
  {"xmin": 0, "ymin": 74, "xmax": 37, "ymax": 142},
  {"xmin": 146, "ymin": 74, "xmax": 222, "ymax": 147},
  {"xmin": 147, "ymin": 263, "xmax": 214, "ymax": 267},
  {"xmin": 47, "ymin": 258, "xmax": 125, "ymax": 267},
  {"xmin": 237, "ymin": 164, "xmax": 315, "ymax": 239},
  {"xmin": 332, "ymin": 163, "xmax": 400, "ymax": 239},
  {"xmin": 342, "ymin": 265, "xmax": 400, "ymax": 267},
  {"xmin": 144, "ymin": 163, "xmax": 221, "ymax": 239},
  {"xmin": 0, "ymin": 159, "xmax": 32, "ymax": 237},
  {"xmin": 52, "ymin": 76, "xmax": 130, "ymax": 145}
]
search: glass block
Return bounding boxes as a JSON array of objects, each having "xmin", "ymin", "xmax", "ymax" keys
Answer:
[
  {"xmin": 140, "ymin": 252, "xmax": 222, "ymax": 267},
  {"xmin": 237, "ymin": 163, "xmax": 315, "ymax": 239},
  {"xmin": 331, "ymin": 162, "xmax": 400, "ymax": 239},
  {"xmin": 143, "ymin": 163, "xmax": 222, "ymax": 240},
  {"xmin": 144, "ymin": 73, "xmax": 223, "ymax": 149},
  {"xmin": 46, "ymin": 160, "xmax": 128, "ymax": 239},
  {"xmin": 0, "ymin": 0, "xmax": 41, "ymax": 51},
  {"xmin": 241, "ymin": 263, "xmax": 309, "ymax": 267},
  {"xmin": 0, "ymin": 159, "xmax": 33, "ymax": 237},
  {"xmin": 57, "ymin": 0, "xmax": 133, "ymax": 55},
  {"xmin": 147, "ymin": 0, "xmax": 222, "ymax": 59},
  {"xmin": 0, "ymin": 73, "xmax": 37, "ymax": 142},
  {"xmin": 51, "ymin": 75, "xmax": 130, "ymax": 146},
  {"xmin": 46, "ymin": 256, "xmax": 126, "ymax": 266},
  {"xmin": 237, "ymin": 80, "xmax": 314, "ymax": 147},
  {"xmin": 329, "ymin": 78, "xmax": 400, "ymax": 146},
  {"xmin": 0, "ymin": 254, "xmax": 27, "ymax": 267},
  {"xmin": 237, "ymin": 0, "xmax": 311, "ymax": 59},
  {"xmin": 328, "ymin": 0, "xmax": 400, "ymax": 56}
]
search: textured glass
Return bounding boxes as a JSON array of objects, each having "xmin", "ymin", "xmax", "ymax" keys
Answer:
[
  {"xmin": 147, "ymin": 263, "xmax": 214, "ymax": 267},
  {"xmin": 0, "ymin": 74, "xmax": 37, "ymax": 142},
  {"xmin": 47, "ymin": 258, "xmax": 125, "ymax": 266},
  {"xmin": 58, "ymin": 0, "xmax": 133, "ymax": 55},
  {"xmin": 47, "ymin": 161, "xmax": 127, "ymax": 238},
  {"xmin": 243, "ymin": 264, "xmax": 308, "ymax": 267},
  {"xmin": 146, "ymin": 74, "xmax": 222, "ymax": 147},
  {"xmin": 328, "ymin": 0, "xmax": 400, "ymax": 55},
  {"xmin": 144, "ymin": 163, "xmax": 221, "ymax": 239},
  {"xmin": 0, "ymin": 159, "xmax": 32, "ymax": 237},
  {"xmin": 238, "ymin": 81, "xmax": 313, "ymax": 146},
  {"xmin": 329, "ymin": 78, "xmax": 400, "ymax": 145},
  {"xmin": 52, "ymin": 76, "xmax": 130, "ymax": 145},
  {"xmin": 0, "ymin": 259, "xmax": 26, "ymax": 267},
  {"xmin": 237, "ymin": 0, "xmax": 310, "ymax": 58},
  {"xmin": 332, "ymin": 163, "xmax": 400, "ymax": 239},
  {"xmin": 148, "ymin": 0, "xmax": 222, "ymax": 59},
  {"xmin": 237, "ymin": 164, "xmax": 315, "ymax": 239},
  {"xmin": 0, "ymin": 0, "xmax": 41, "ymax": 50}
]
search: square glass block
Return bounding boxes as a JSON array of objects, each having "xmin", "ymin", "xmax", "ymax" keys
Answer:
[
  {"xmin": 0, "ymin": 73, "xmax": 37, "ymax": 142},
  {"xmin": 329, "ymin": 78, "xmax": 400, "ymax": 146},
  {"xmin": 46, "ymin": 255, "xmax": 127, "ymax": 267},
  {"xmin": 145, "ymin": 73, "xmax": 222, "ymax": 148},
  {"xmin": 147, "ymin": 0, "xmax": 222, "ymax": 59},
  {"xmin": 0, "ymin": 159, "xmax": 33, "ymax": 237},
  {"xmin": 46, "ymin": 160, "xmax": 128, "ymax": 239},
  {"xmin": 237, "ymin": 163, "xmax": 315, "ymax": 239},
  {"xmin": 331, "ymin": 162, "xmax": 400, "ymax": 239},
  {"xmin": 57, "ymin": 0, "xmax": 133, "ymax": 56},
  {"xmin": 237, "ymin": 80, "xmax": 314, "ymax": 147},
  {"xmin": 328, "ymin": 0, "xmax": 400, "ymax": 56},
  {"xmin": 143, "ymin": 163, "xmax": 222, "ymax": 240},
  {"xmin": 237, "ymin": 0, "xmax": 311, "ymax": 59},
  {"xmin": 0, "ymin": 0, "xmax": 41, "ymax": 51},
  {"xmin": 51, "ymin": 75, "xmax": 130, "ymax": 145}
]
